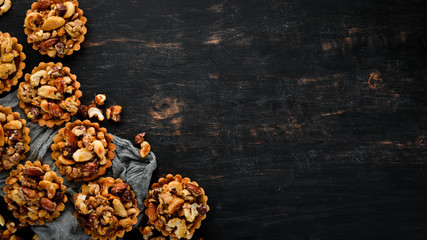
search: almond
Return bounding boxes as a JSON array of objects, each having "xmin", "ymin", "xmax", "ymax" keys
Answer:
[
  {"xmin": 41, "ymin": 16, "xmax": 66, "ymax": 31},
  {"xmin": 64, "ymin": 128, "xmax": 77, "ymax": 148},
  {"xmin": 48, "ymin": 102, "xmax": 64, "ymax": 117}
]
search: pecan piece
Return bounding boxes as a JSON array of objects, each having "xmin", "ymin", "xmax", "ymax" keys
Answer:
[
  {"xmin": 35, "ymin": 0, "xmax": 51, "ymax": 11},
  {"xmin": 24, "ymin": 167, "xmax": 44, "ymax": 177},
  {"xmin": 55, "ymin": 42, "xmax": 66, "ymax": 55},
  {"xmin": 55, "ymin": 77, "xmax": 66, "ymax": 93},
  {"xmin": 21, "ymin": 187, "xmax": 37, "ymax": 199},
  {"xmin": 87, "ymin": 213, "xmax": 98, "ymax": 229},
  {"xmin": 81, "ymin": 162, "xmax": 97, "ymax": 173},
  {"xmin": 77, "ymin": 105, "xmax": 89, "ymax": 119},
  {"xmin": 111, "ymin": 183, "xmax": 128, "ymax": 195},
  {"xmin": 26, "ymin": 107, "xmax": 41, "ymax": 120},
  {"xmin": 185, "ymin": 183, "xmax": 201, "ymax": 195},
  {"xmin": 8, "ymin": 130, "xmax": 23, "ymax": 141},
  {"xmin": 40, "ymin": 198, "xmax": 56, "ymax": 212},
  {"xmin": 39, "ymin": 38, "xmax": 59, "ymax": 50},
  {"xmin": 53, "ymin": 191, "xmax": 64, "ymax": 203},
  {"xmin": 120, "ymin": 189, "xmax": 133, "ymax": 203}
]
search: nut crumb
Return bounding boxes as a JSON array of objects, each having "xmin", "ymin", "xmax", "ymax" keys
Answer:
[
  {"xmin": 106, "ymin": 105, "xmax": 122, "ymax": 122},
  {"xmin": 94, "ymin": 94, "xmax": 106, "ymax": 106}
]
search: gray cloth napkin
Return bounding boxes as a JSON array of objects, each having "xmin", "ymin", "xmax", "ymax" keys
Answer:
[{"xmin": 0, "ymin": 90, "xmax": 157, "ymax": 239}]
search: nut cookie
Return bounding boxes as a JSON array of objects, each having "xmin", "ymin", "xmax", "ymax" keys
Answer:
[
  {"xmin": 3, "ymin": 161, "xmax": 68, "ymax": 225},
  {"xmin": 144, "ymin": 174, "xmax": 209, "ymax": 239},
  {"xmin": 74, "ymin": 177, "xmax": 140, "ymax": 240},
  {"xmin": 51, "ymin": 120, "xmax": 115, "ymax": 182},
  {"xmin": 0, "ymin": 31, "xmax": 26, "ymax": 94},
  {"xmin": 17, "ymin": 62, "xmax": 82, "ymax": 128},
  {"xmin": 0, "ymin": 105, "xmax": 31, "ymax": 171},
  {"xmin": 24, "ymin": 0, "xmax": 87, "ymax": 58}
]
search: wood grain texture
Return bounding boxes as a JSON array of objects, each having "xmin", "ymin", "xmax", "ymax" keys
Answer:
[{"xmin": 1, "ymin": 0, "xmax": 427, "ymax": 239}]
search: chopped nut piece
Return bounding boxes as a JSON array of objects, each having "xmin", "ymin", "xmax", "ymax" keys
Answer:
[
  {"xmin": 135, "ymin": 132, "xmax": 146, "ymax": 145},
  {"xmin": 94, "ymin": 94, "xmax": 106, "ymax": 106},
  {"xmin": 139, "ymin": 141, "xmax": 151, "ymax": 158},
  {"xmin": 106, "ymin": 105, "xmax": 122, "ymax": 122},
  {"xmin": 77, "ymin": 105, "xmax": 88, "ymax": 119}
]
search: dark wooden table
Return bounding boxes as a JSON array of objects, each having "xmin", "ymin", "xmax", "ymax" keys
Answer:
[{"xmin": 1, "ymin": 0, "xmax": 427, "ymax": 239}]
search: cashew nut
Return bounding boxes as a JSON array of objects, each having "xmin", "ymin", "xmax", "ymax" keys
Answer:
[
  {"xmin": 24, "ymin": 12, "xmax": 43, "ymax": 30},
  {"xmin": 30, "ymin": 70, "xmax": 46, "ymax": 87},
  {"xmin": 71, "ymin": 126, "xmax": 86, "ymax": 137},
  {"xmin": 0, "ymin": 0, "xmax": 11, "ymax": 16},
  {"xmin": 38, "ymin": 180, "xmax": 56, "ymax": 199},
  {"xmin": 88, "ymin": 107, "xmax": 104, "ymax": 121},
  {"xmin": 100, "ymin": 178, "xmax": 115, "ymax": 197},
  {"xmin": 62, "ymin": 1, "xmax": 75, "ymax": 18}
]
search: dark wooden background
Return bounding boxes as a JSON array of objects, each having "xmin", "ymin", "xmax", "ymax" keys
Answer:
[{"xmin": 1, "ymin": 0, "xmax": 427, "ymax": 239}]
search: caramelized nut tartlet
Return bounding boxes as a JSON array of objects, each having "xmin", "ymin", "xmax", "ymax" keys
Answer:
[
  {"xmin": 145, "ymin": 174, "xmax": 209, "ymax": 239},
  {"xmin": 17, "ymin": 62, "xmax": 82, "ymax": 128},
  {"xmin": 3, "ymin": 161, "xmax": 68, "ymax": 225},
  {"xmin": 24, "ymin": 0, "xmax": 87, "ymax": 57},
  {"xmin": 0, "ymin": 31, "xmax": 26, "ymax": 94},
  {"xmin": 51, "ymin": 120, "xmax": 115, "ymax": 182},
  {"xmin": 74, "ymin": 177, "xmax": 140, "ymax": 240},
  {"xmin": 0, "ymin": 105, "xmax": 31, "ymax": 171}
]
